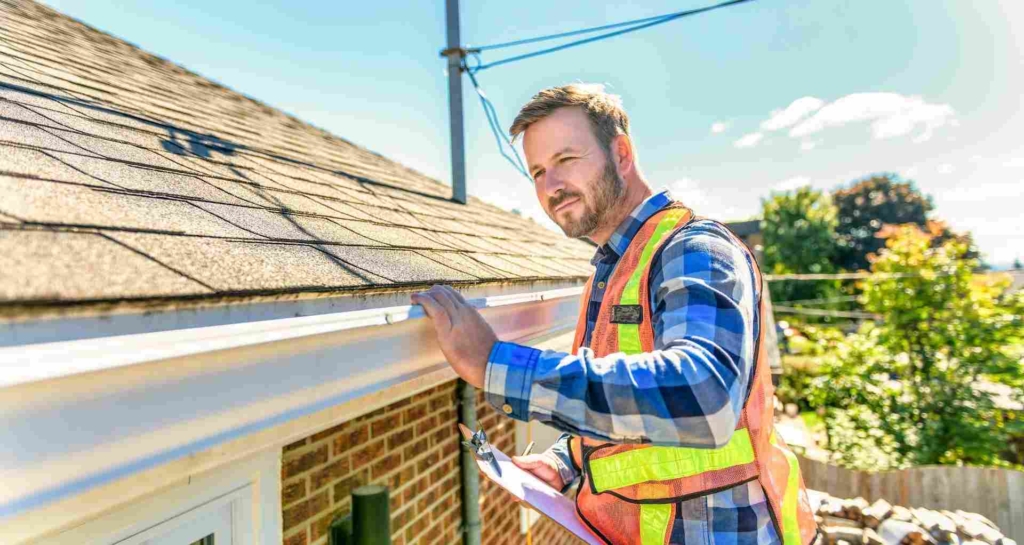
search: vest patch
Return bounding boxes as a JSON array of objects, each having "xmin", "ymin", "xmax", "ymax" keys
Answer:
[{"xmin": 610, "ymin": 305, "xmax": 643, "ymax": 324}]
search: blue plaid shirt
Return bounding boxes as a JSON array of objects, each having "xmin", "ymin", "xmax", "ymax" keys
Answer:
[{"xmin": 484, "ymin": 190, "xmax": 780, "ymax": 544}]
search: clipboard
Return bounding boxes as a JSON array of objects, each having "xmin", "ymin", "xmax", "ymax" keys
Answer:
[{"xmin": 459, "ymin": 424, "xmax": 603, "ymax": 544}]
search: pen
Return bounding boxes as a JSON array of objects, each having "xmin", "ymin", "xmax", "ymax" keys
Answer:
[{"xmin": 521, "ymin": 441, "xmax": 535, "ymax": 457}]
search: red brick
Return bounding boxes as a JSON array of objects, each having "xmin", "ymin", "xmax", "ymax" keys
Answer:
[
  {"xmin": 402, "ymin": 437, "xmax": 429, "ymax": 461},
  {"xmin": 403, "ymin": 402, "xmax": 428, "ymax": 424},
  {"xmin": 415, "ymin": 415, "xmax": 439, "ymax": 436},
  {"xmin": 403, "ymin": 475, "xmax": 429, "ymax": 503},
  {"xmin": 283, "ymin": 490, "xmax": 328, "ymax": 531},
  {"xmin": 422, "ymin": 520, "xmax": 443, "ymax": 543},
  {"xmin": 388, "ymin": 464, "xmax": 416, "ymax": 490},
  {"xmin": 416, "ymin": 450, "xmax": 440, "ymax": 474},
  {"xmin": 332, "ymin": 469, "xmax": 368, "ymax": 504},
  {"xmin": 309, "ymin": 456, "xmax": 351, "ymax": 492},
  {"xmin": 387, "ymin": 428, "xmax": 414, "ymax": 450},
  {"xmin": 404, "ymin": 514, "xmax": 431, "ymax": 542},
  {"xmin": 282, "ymin": 478, "xmax": 307, "ymax": 506},
  {"xmin": 282, "ymin": 444, "xmax": 328, "ymax": 479},
  {"xmin": 283, "ymin": 529, "xmax": 308, "ymax": 545},
  {"xmin": 429, "ymin": 394, "xmax": 450, "ymax": 413},
  {"xmin": 371, "ymin": 452, "xmax": 402, "ymax": 479},
  {"xmin": 350, "ymin": 439, "xmax": 385, "ymax": 471},
  {"xmin": 331, "ymin": 425, "xmax": 369, "ymax": 456},
  {"xmin": 370, "ymin": 412, "xmax": 402, "ymax": 438},
  {"xmin": 391, "ymin": 505, "xmax": 415, "ymax": 530}
]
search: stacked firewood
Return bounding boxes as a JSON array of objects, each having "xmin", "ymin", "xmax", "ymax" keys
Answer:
[{"xmin": 809, "ymin": 491, "xmax": 1016, "ymax": 545}]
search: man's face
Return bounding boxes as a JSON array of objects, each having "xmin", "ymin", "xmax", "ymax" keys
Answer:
[{"xmin": 523, "ymin": 107, "xmax": 625, "ymax": 239}]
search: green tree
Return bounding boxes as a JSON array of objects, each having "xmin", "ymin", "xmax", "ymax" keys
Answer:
[
  {"xmin": 811, "ymin": 225, "xmax": 1023, "ymax": 469},
  {"xmin": 833, "ymin": 174, "xmax": 932, "ymax": 271},
  {"xmin": 760, "ymin": 186, "xmax": 841, "ymax": 303}
]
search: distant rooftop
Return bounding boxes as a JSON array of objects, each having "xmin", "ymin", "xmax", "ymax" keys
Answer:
[{"xmin": 0, "ymin": 0, "xmax": 595, "ymax": 318}]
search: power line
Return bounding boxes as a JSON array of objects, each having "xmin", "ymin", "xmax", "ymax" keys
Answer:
[
  {"xmin": 467, "ymin": 0, "xmax": 755, "ymax": 73},
  {"xmin": 469, "ymin": 11, "xmax": 700, "ymax": 52},
  {"xmin": 444, "ymin": 0, "xmax": 756, "ymax": 186},
  {"xmin": 464, "ymin": 69, "xmax": 533, "ymax": 182}
]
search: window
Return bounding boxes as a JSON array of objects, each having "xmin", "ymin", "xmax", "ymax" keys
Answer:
[
  {"xmin": 115, "ymin": 485, "xmax": 249, "ymax": 545},
  {"xmin": 57, "ymin": 449, "xmax": 280, "ymax": 545}
]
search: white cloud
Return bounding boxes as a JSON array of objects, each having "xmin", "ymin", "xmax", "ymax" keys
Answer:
[
  {"xmin": 1005, "ymin": 157, "xmax": 1024, "ymax": 168},
  {"xmin": 733, "ymin": 132, "xmax": 764, "ymax": 148},
  {"xmin": 710, "ymin": 121, "xmax": 729, "ymax": 134},
  {"xmin": 760, "ymin": 97, "xmax": 825, "ymax": 131},
  {"xmin": 937, "ymin": 163, "xmax": 955, "ymax": 174},
  {"xmin": 667, "ymin": 178, "xmax": 744, "ymax": 219},
  {"xmin": 904, "ymin": 166, "xmax": 919, "ymax": 178},
  {"xmin": 800, "ymin": 141, "xmax": 817, "ymax": 151},
  {"xmin": 774, "ymin": 176, "xmax": 811, "ymax": 191},
  {"xmin": 757, "ymin": 93, "xmax": 957, "ymax": 143}
]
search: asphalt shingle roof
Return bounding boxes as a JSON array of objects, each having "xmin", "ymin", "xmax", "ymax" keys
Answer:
[{"xmin": 0, "ymin": 0, "xmax": 594, "ymax": 316}]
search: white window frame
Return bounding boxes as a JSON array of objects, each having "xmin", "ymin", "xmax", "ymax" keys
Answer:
[{"xmin": 54, "ymin": 449, "xmax": 280, "ymax": 545}]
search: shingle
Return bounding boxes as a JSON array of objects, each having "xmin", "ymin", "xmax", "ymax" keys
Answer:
[
  {"xmin": 0, "ymin": 4, "xmax": 600, "ymax": 308},
  {"xmin": 0, "ymin": 229, "xmax": 212, "ymax": 301},
  {"xmin": 0, "ymin": 117, "xmax": 98, "ymax": 154},
  {"xmin": 467, "ymin": 253, "xmax": 547, "ymax": 278},
  {"xmin": 250, "ymin": 189, "xmax": 363, "ymax": 219},
  {"xmin": 41, "ymin": 126, "xmax": 186, "ymax": 170},
  {"xmin": 0, "ymin": 97, "xmax": 62, "ymax": 126},
  {"xmin": 192, "ymin": 201, "xmax": 378, "ymax": 244},
  {"xmin": 416, "ymin": 251, "xmax": 512, "ymax": 280},
  {"xmin": 0, "ymin": 175, "xmax": 252, "ymax": 237},
  {"xmin": 45, "ymin": 151, "xmax": 254, "ymax": 205},
  {"xmin": 334, "ymin": 219, "xmax": 444, "ymax": 250},
  {"xmin": 0, "ymin": 146, "xmax": 115, "ymax": 186},
  {"xmin": 318, "ymin": 245, "xmax": 478, "ymax": 284},
  {"xmin": 107, "ymin": 232, "xmax": 374, "ymax": 292}
]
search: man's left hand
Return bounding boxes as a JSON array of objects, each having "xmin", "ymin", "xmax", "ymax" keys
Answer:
[{"xmin": 411, "ymin": 285, "xmax": 496, "ymax": 388}]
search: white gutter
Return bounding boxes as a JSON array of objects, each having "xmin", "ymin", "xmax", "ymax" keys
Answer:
[{"xmin": 0, "ymin": 285, "xmax": 583, "ymax": 528}]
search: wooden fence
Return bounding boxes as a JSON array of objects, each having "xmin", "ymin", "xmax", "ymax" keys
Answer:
[{"xmin": 796, "ymin": 455, "xmax": 1024, "ymax": 543}]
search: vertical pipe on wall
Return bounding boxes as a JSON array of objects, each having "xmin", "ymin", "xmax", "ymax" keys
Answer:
[{"xmin": 457, "ymin": 379, "xmax": 482, "ymax": 545}]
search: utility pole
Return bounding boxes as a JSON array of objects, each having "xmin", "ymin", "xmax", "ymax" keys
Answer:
[{"xmin": 441, "ymin": 0, "xmax": 467, "ymax": 204}]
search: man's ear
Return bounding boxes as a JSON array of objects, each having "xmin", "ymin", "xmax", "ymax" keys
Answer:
[{"xmin": 611, "ymin": 134, "xmax": 635, "ymax": 176}]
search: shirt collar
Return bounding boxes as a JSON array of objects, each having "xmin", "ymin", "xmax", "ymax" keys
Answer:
[{"xmin": 590, "ymin": 189, "xmax": 674, "ymax": 265}]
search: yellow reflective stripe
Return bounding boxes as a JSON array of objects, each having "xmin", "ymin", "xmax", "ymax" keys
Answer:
[
  {"xmin": 617, "ymin": 208, "xmax": 690, "ymax": 355},
  {"xmin": 771, "ymin": 432, "xmax": 803, "ymax": 545},
  {"xmin": 589, "ymin": 429, "xmax": 755, "ymax": 492},
  {"xmin": 640, "ymin": 503, "xmax": 672, "ymax": 545}
]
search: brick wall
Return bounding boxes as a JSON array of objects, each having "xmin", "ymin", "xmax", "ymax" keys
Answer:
[
  {"xmin": 281, "ymin": 382, "xmax": 464, "ymax": 545},
  {"xmin": 280, "ymin": 381, "xmax": 533, "ymax": 545}
]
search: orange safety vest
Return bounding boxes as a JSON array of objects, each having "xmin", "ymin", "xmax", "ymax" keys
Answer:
[{"xmin": 568, "ymin": 203, "xmax": 817, "ymax": 545}]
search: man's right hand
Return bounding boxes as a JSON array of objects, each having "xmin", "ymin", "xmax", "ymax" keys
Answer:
[{"xmin": 511, "ymin": 454, "xmax": 565, "ymax": 491}]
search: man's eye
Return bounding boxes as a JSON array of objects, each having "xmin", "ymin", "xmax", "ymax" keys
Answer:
[{"xmin": 560, "ymin": 157, "xmax": 575, "ymax": 163}]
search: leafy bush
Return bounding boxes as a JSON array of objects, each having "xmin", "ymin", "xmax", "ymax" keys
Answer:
[{"xmin": 811, "ymin": 225, "xmax": 1023, "ymax": 470}]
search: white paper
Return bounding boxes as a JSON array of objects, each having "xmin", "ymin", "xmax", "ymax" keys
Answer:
[{"xmin": 473, "ymin": 445, "xmax": 603, "ymax": 544}]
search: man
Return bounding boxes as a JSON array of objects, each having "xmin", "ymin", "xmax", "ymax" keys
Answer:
[{"xmin": 412, "ymin": 84, "xmax": 816, "ymax": 544}]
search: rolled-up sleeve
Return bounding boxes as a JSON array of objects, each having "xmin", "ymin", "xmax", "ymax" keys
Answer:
[{"xmin": 484, "ymin": 221, "xmax": 758, "ymax": 447}]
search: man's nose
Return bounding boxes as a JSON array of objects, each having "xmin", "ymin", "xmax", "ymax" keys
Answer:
[{"xmin": 544, "ymin": 170, "xmax": 567, "ymax": 197}]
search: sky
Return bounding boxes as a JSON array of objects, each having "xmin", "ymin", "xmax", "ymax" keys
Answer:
[{"xmin": 40, "ymin": 0, "xmax": 1024, "ymax": 267}]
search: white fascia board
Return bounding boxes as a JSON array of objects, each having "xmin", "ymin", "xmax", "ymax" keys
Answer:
[{"xmin": 0, "ymin": 285, "xmax": 583, "ymax": 527}]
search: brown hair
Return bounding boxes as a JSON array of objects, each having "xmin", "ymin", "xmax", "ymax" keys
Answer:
[{"xmin": 509, "ymin": 84, "xmax": 630, "ymax": 154}]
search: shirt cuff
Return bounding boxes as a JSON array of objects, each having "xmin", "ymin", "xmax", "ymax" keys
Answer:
[{"xmin": 484, "ymin": 341, "xmax": 540, "ymax": 421}]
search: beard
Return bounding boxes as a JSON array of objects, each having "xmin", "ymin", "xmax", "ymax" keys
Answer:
[{"xmin": 549, "ymin": 158, "xmax": 626, "ymax": 239}]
